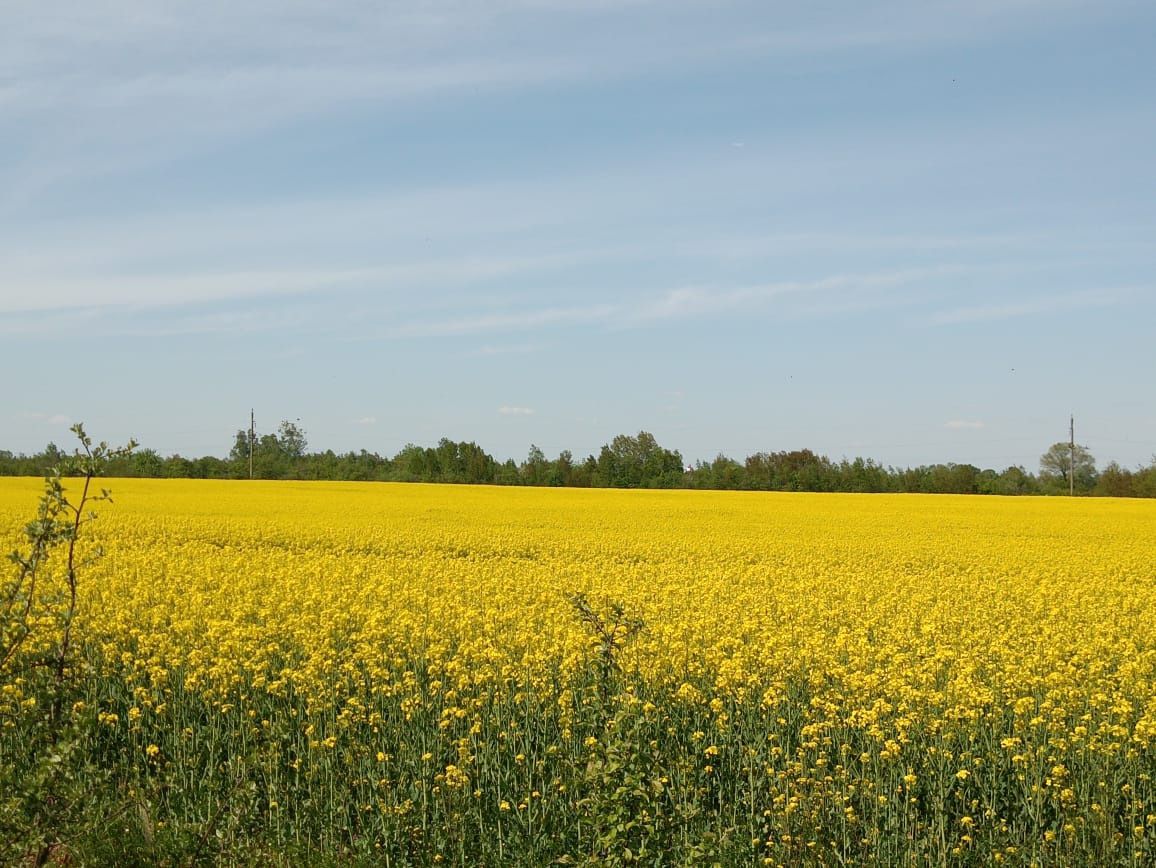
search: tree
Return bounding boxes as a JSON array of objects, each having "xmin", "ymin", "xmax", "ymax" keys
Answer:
[
  {"xmin": 548, "ymin": 449, "xmax": 574, "ymax": 487},
  {"xmin": 495, "ymin": 458, "xmax": 521, "ymax": 485},
  {"xmin": 595, "ymin": 431, "xmax": 683, "ymax": 488},
  {"xmin": 226, "ymin": 419, "xmax": 308, "ymax": 478},
  {"xmin": 522, "ymin": 444, "xmax": 548, "ymax": 486},
  {"xmin": 1094, "ymin": 461, "xmax": 1135, "ymax": 498},
  {"xmin": 276, "ymin": 419, "xmax": 307, "ymax": 460},
  {"xmin": 395, "ymin": 444, "xmax": 433, "ymax": 481},
  {"xmin": 126, "ymin": 447, "xmax": 164, "ymax": 477},
  {"xmin": 993, "ymin": 465, "xmax": 1036, "ymax": 496},
  {"xmin": 839, "ymin": 457, "xmax": 890, "ymax": 493},
  {"xmin": 707, "ymin": 454, "xmax": 745, "ymax": 489},
  {"xmin": 1133, "ymin": 457, "xmax": 1156, "ymax": 498},
  {"xmin": 229, "ymin": 429, "xmax": 251, "ymax": 466},
  {"xmin": 1039, "ymin": 442, "xmax": 1097, "ymax": 494},
  {"xmin": 460, "ymin": 441, "xmax": 497, "ymax": 484}
]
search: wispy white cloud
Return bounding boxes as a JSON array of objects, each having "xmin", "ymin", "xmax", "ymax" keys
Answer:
[
  {"xmin": 734, "ymin": 0, "xmax": 1104, "ymax": 57},
  {"xmin": 633, "ymin": 267, "xmax": 961, "ymax": 322},
  {"xmin": 376, "ymin": 267, "xmax": 961, "ymax": 340},
  {"xmin": 19, "ymin": 411, "xmax": 72, "ymax": 426},
  {"xmin": 475, "ymin": 343, "xmax": 544, "ymax": 357},
  {"xmin": 388, "ymin": 304, "xmax": 619, "ymax": 338},
  {"xmin": 2, "ymin": 0, "xmax": 1106, "ymax": 119},
  {"xmin": 0, "ymin": 181, "xmax": 1040, "ymax": 313},
  {"xmin": 0, "ymin": 5, "xmax": 623, "ymax": 210},
  {"xmin": 0, "ymin": 3, "xmax": 753, "ymax": 209},
  {"xmin": 2, "ymin": 268, "xmax": 348, "ymax": 314},
  {"xmin": 0, "ymin": 306, "xmax": 310, "ymax": 339},
  {"xmin": 354, "ymin": 416, "xmax": 377, "ymax": 426},
  {"xmin": 945, "ymin": 420, "xmax": 985, "ymax": 430},
  {"xmin": 2, "ymin": 88, "xmax": 1136, "ymax": 318},
  {"xmin": 923, "ymin": 288, "xmax": 1135, "ymax": 326},
  {"xmin": 0, "ymin": 0, "xmax": 1119, "ymax": 209},
  {"xmin": 5, "ymin": 255, "xmax": 1133, "ymax": 345},
  {"xmin": 0, "ymin": 252, "xmax": 593, "ymax": 314},
  {"xmin": 687, "ymin": 231, "xmax": 1038, "ymax": 260},
  {"xmin": 499, "ymin": 406, "xmax": 535, "ymax": 416}
]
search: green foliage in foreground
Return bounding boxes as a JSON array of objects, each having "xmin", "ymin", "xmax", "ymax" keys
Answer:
[{"xmin": 2, "ymin": 651, "xmax": 1155, "ymax": 866}]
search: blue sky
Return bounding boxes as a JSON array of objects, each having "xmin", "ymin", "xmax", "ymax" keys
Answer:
[{"xmin": 2, "ymin": 0, "xmax": 1154, "ymax": 470}]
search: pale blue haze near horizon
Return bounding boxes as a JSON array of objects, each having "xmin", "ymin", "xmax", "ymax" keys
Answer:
[{"xmin": 2, "ymin": 0, "xmax": 1154, "ymax": 470}]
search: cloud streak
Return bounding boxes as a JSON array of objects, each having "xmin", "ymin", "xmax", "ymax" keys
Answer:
[
  {"xmin": 19, "ymin": 411, "xmax": 72, "ymax": 426},
  {"xmin": 0, "ymin": 0, "xmax": 1122, "ymax": 211},
  {"xmin": 376, "ymin": 266, "xmax": 964, "ymax": 340},
  {"xmin": 387, "ymin": 304, "xmax": 620, "ymax": 339},
  {"xmin": 0, "ymin": 254, "xmax": 588, "ymax": 314},
  {"xmin": 633, "ymin": 267, "xmax": 960, "ymax": 322},
  {"xmin": 945, "ymin": 420, "xmax": 985, "ymax": 430},
  {"xmin": 5, "ymin": 258, "xmax": 1140, "ymax": 345},
  {"xmin": 924, "ymin": 288, "xmax": 1135, "ymax": 326}
]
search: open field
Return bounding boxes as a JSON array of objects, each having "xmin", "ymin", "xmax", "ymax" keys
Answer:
[{"xmin": 3, "ymin": 479, "xmax": 1156, "ymax": 865}]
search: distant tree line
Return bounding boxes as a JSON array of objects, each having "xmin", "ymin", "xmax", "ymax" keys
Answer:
[{"xmin": 2, "ymin": 422, "xmax": 1155, "ymax": 497}]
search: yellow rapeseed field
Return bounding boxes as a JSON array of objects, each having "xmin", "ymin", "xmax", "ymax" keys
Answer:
[{"xmin": 2, "ymin": 478, "xmax": 1155, "ymax": 864}]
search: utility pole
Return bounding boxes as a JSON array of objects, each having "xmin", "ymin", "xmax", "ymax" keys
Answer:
[
  {"xmin": 1069, "ymin": 414, "xmax": 1075, "ymax": 497},
  {"xmin": 249, "ymin": 409, "xmax": 255, "ymax": 480}
]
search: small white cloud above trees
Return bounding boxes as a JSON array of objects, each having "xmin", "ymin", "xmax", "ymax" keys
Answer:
[{"xmin": 19, "ymin": 411, "xmax": 72, "ymax": 426}]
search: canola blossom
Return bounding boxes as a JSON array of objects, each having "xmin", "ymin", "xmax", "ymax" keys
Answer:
[{"xmin": 2, "ymin": 478, "xmax": 1155, "ymax": 865}]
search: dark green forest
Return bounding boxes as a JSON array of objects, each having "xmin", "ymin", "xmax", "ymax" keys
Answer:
[{"xmin": 2, "ymin": 421, "xmax": 1154, "ymax": 497}]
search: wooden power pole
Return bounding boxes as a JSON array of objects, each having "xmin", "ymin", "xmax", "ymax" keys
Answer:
[
  {"xmin": 249, "ymin": 409, "xmax": 255, "ymax": 480},
  {"xmin": 1069, "ymin": 414, "xmax": 1075, "ymax": 497}
]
